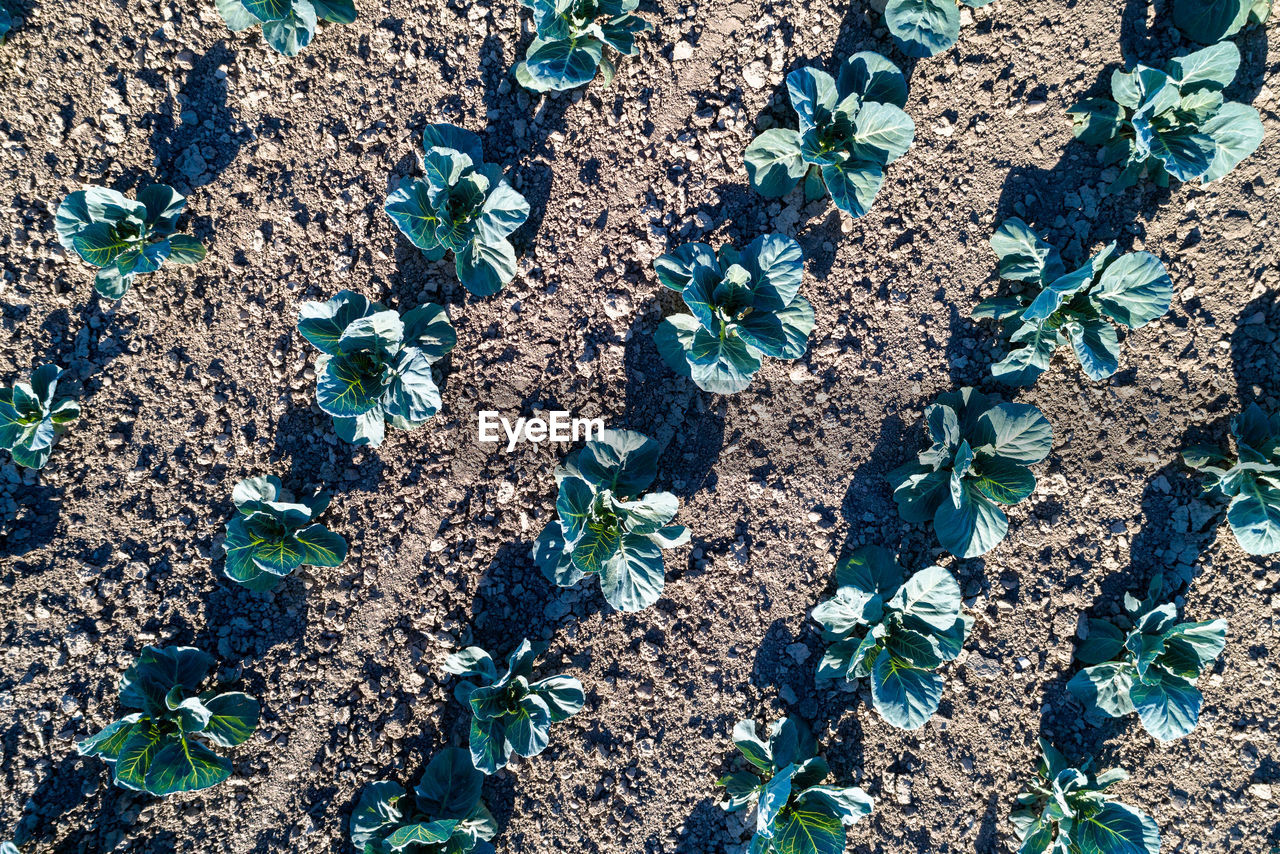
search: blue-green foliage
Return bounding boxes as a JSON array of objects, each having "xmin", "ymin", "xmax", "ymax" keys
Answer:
[
  {"xmin": 884, "ymin": 0, "xmax": 996, "ymax": 58},
  {"xmin": 215, "ymin": 0, "xmax": 356, "ymax": 57},
  {"xmin": 743, "ymin": 52, "xmax": 915, "ymax": 218},
  {"xmin": 1183, "ymin": 402, "xmax": 1280, "ymax": 554},
  {"xmin": 1011, "ymin": 740, "xmax": 1160, "ymax": 854},
  {"xmin": 974, "ymin": 218, "xmax": 1173, "ymax": 385},
  {"xmin": 888, "ymin": 387, "xmax": 1052, "ymax": 558},
  {"xmin": 813, "ymin": 547, "xmax": 971, "ymax": 730},
  {"xmin": 77, "ymin": 647, "xmax": 259, "ymax": 796},
  {"xmin": 443, "ymin": 640, "xmax": 585, "ymax": 775},
  {"xmin": 1068, "ymin": 576, "xmax": 1227, "ymax": 742},
  {"xmin": 55, "ymin": 184, "xmax": 205, "ymax": 300},
  {"xmin": 351, "ymin": 747, "xmax": 499, "ymax": 854},
  {"xmin": 222, "ymin": 475, "xmax": 347, "ymax": 591},
  {"xmin": 0, "ymin": 1, "xmax": 12, "ymax": 42},
  {"xmin": 1069, "ymin": 42, "xmax": 1264, "ymax": 191},
  {"xmin": 717, "ymin": 716, "xmax": 874, "ymax": 854},
  {"xmin": 0, "ymin": 365, "xmax": 80, "ymax": 470},
  {"xmin": 533, "ymin": 429, "xmax": 690, "ymax": 612},
  {"xmin": 385, "ymin": 124, "xmax": 530, "ymax": 296},
  {"xmin": 652, "ymin": 234, "xmax": 814, "ymax": 395},
  {"xmin": 513, "ymin": 0, "xmax": 651, "ymax": 93},
  {"xmin": 297, "ymin": 290, "xmax": 457, "ymax": 447},
  {"xmin": 1172, "ymin": 0, "xmax": 1270, "ymax": 44}
]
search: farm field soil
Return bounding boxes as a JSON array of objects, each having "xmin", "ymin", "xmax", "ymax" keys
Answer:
[{"xmin": 2, "ymin": 0, "xmax": 1279, "ymax": 852}]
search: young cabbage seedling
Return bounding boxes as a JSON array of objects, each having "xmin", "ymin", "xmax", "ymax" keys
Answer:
[
  {"xmin": 1183, "ymin": 402, "xmax": 1280, "ymax": 554},
  {"xmin": 813, "ymin": 547, "xmax": 972, "ymax": 730},
  {"xmin": 0, "ymin": 365, "xmax": 80, "ymax": 470},
  {"xmin": 974, "ymin": 218, "xmax": 1173, "ymax": 386},
  {"xmin": 513, "ymin": 0, "xmax": 651, "ymax": 93},
  {"xmin": 744, "ymin": 52, "xmax": 915, "ymax": 219},
  {"xmin": 443, "ymin": 639, "xmax": 585, "ymax": 775},
  {"xmin": 55, "ymin": 184, "xmax": 205, "ymax": 300},
  {"xmin": 215, "ymin": 0, "xmax": 356, "ymax": 57},
  {"xmin": 1068, "ymin": 575, "xmax": 1227, "ymax": 742},
  {"xmin": 385, "ymin": 124, "xmax": 530, "ymax": 297},
  {"xmin": 717, "ymin": 716, "xmax": 874, "ymax": 854},
  {"xmin": 1069, "ymin": 42, "xmax": 1264, "ymax": 192},
  {"xmin": 884, "ymin": 0, "xmax": 996, "ymax": 57},
  {"xmin": 77, "ymin": 646, "xmax": 259, "ymax": 796},
  {"xmin": 1011, "ymin": 739, "xmax": 1160, "ymax": 854},
  {"xmin": 297, "ymin": 290, "xmax": 457, "ymax": 447},
  {"xmin": 0, "ymin": 2, "xmax": 11, "ymax": 42},
  {"xmin": 1173, "ymin": 0, "xmax": 1271, "ymax": 44},
  {"xmin": 653, "ymin": 234, "xmax": 814, "ymax": 394},
  {"xmin": 532, "ymin": 428, "xmax": 690, "ymax": 612},
  {"xmin": 351, "ymin": 747, "xmax": 499, "ymax": 854},
  {"xmin": 888, "ymin": 387, "xmax": 1053, "ymax": 558},
  {"xmin": 222, "ymin": 474, "xmax": 347, "ymax": 591}
]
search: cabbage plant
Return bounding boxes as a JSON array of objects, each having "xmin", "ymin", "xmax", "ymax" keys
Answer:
[
  {"xmin": 443, "ymin": 639, "xmax": 585, "ymax": 775},
  {"xmin": 1068, "ymin": 577, "xmax": 1226, "ymax": 742},
  {"xmin": 1011, "ymin": 740, "xmax": 1160, "ymax": 854},
  {"xmin": 744, "ymin": 52, "xmax": 914, "ymax": 218},
  {"xmin": 77, "ymin": 646, "xmax": 259, "ymax": 796},
  {"xmin": 653, "ymin": 234, "xmax": 814, "ymax": 394},
  {"xmin": 385, "ymin": 124, "xmax": 530, "ymax": 297},
  {"xmin": 813, "ymin": 547, "xmax": 971, "ymax": 729},
  {"xmin": 888, "ymin": 387, "xmax": 1052, "ymax": 558},
  {"xmin": 215, "ymin": 0, "xmax": 355, "ymax": 57},
  {"xmin": 533, "ymin": 429, "xmax": 690, "ymax": 612},
  {"xmin": 0, "ymin": 2, "xmax": 11, "ymax": 42},
  {"xmin": 717, "ymin": 716, "xmax": 874, "ymax": 854},
  {"xmin": 1069, "ymin": 42, "xmax": 1264, "ymax": 192},
  {"xmin": 351, "ymin": 747, "xmax": 498, "ymax": 854},
  {"xmin": 55, "ymin": 184, "xmax": 205, "ymax": 300},
  {"xmin": 0, "ymin": 365, "xmax": 80, "ymax": 470},
  {"xmin": 513, "ymin": 0, "xmax": 651, "ymax": 93},
  {"xmin": 884, "ymin": 0, "xmax": 995, "ymax": 57},
  {"xmin": 222, "ymin": 475, "xmax": 347, "ymax": 591},
  {"xmin": 1173, "ymin": 0, "xmax": 1270, "ymax": 43},
  {"xmin": 297, "ymin": 290, "xmax": 456, "ymax": 447},
  {"xmin": 973, "ymin": 218, "xmax": 1173, "ymax": 385},
  {"xmin": 1183, "ymin": 402, "xmax": 1280, "ymax": 554}
]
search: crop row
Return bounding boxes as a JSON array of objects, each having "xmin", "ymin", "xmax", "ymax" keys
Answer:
[{"xmin": 1, "ymin": 2, "xmax": 1275, "ymax": 854}]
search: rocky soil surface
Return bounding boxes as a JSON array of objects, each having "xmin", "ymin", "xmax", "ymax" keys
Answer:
[{"xmin": 1, "ymin": 0, "xmax": 1278, "ymax": 851}]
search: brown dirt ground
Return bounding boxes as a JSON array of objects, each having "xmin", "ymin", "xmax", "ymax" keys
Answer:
[{"xmin": 1, "ymin": 0, "xmax": 1278, "ymax": 851}]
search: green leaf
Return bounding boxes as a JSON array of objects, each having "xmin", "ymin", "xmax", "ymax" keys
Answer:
[
  {"xmin": 519, "ymin": 36, "xmax": 604, "ymax": 92},
  {"xmin": 1130, "ymin": 671, "xmax": 1202, "ymax": 741},
  {"xmin": 614, "ymin": 491, "xmax": 679, "ymax": 534},
  {"xmin": 1200, "ymin": 101, "xmax": 1264, "ymax": 183},
  {"xmin": 793, "ymin": 784, "xmax": 874, "ymax": 827},
  {"xmin": 686, "ymin": 327, "xmax": 763, "ymax": 394},
  {"xmin": 1173, "ymin": 0, "xmax": 1251, "ymax": 42},
  {"xmin": 260, "ymin": 3, "xmax": 317, "ymax": 57},
  {"xmin": 885, "ymin": 0, "xmax": 960, "ymax": 58},
  {"xmin": 469, "ymin": 716, "xmax": 511, "ymax": 774},
  {"xmin": 298, "ymin": 290, "xmax": 376, "ymax": 355},
  {"xmin": 71, "ymin": 222, "xmax": 131, "ymax": 267},
  {"xmin": 1162, "ymin": 619, "xmax": 1227, "ymax": 670},
  {"xmin": 974, "ymin": 403, "xmax": 1053, "ymax": 464},
  {"xmin": 769, "ymin": 801, "xmax": 846, "ymax": 854},
  {"xmin": 837, "ymin": 50, "xmax": 908, "ymax": 107},
  {"xmin": 529, "ymin": 675, "xmax": 585, "ymax": 723},
  {"xmin": 597, "ymin": 533, "xmax": 666, "ymax": 612},
  {"xmin": 1092, "ymin": 252, "xmax": 1173, "ymax": 329},
  {"xmin": 989, "ymin": 218, "xmax": 1066, "ymax": 284},
  {"xmin": 243, "ymin": 0, "xmax": 291, "ymax": 20},
  {"xmin": 1068, "ymin": 98, "xmax": 1127, "ymax": 147},
  {"xmin": 991, "ymin": 320, "xmax": 1058, "ymax": 386},
  {"xmin": 77, "ymin": 714, "xmax": 143, "ymax": 761},
  {"xmin": 414, "ymin": 746, "xmax": 483, "ymax": 818},
  {"xmin": 556, "ymin": 476, "xmax": 596, "ymax": 541},
  {"xmin": 350, "ymin": 780, "xmax": 406, "ymax": 846},
  {"xmin": 165, "ymin": 234, "xmax": 206, "ymax": 265},
  {"xmin": 317, "ymin": 353, "xmax": 385, "ymax": 418},
  {"xmin": 385, "ymin": 180, "xmax": 444, "ymax": 254},
  {"xmin": 1076, "ymin": 619, "xmax": 1127, "ymax": 665},
  {"xmin": 812, "ymin": 588, "xmax": 880, "ymax": 636},
  {"xmin": 571, "ymin": 519, "xmax": 622, "ymax": 574},
  {"xmin": 870, "ymin": 652, "xmax": 943, "ymax": 730},
  {"xmin": 250, "ymin": 531, "xmax": 305, "ymax": 577},
  {"xmin": 456, "ymin": 234, "xmax": 518, "ymax": 296},
  {"xmin": 506, "ymin": 693, "xmax": 553, "ymax": 757},
  {"xmin": 1068, "ymin": 662, "xmax": 1137, "ymax": 718},
  {"xmin": 849, "ymin": 102, "xmax": 915, "ymax": 163},
  {"xmin": 1065, "ymin": 317, "xmax": 1121, "ymax": 381},
  {"xmin": 934, "ymin": 485, "xmax": 1008, "ymax": 558},
  {"xmin": 971, "ymin": 455, "xmax": 1037, "ymax": 504},
  {"xmin": 292, "ymin": 523, "xmax": 347, "ymax": 568},
  {"xmin": 820, "ymin": 161, "xmax": 885, "ymax": 218},
  {"xmin": 1168, "ymin": 41, "xmax": 1241, "ymax": 91},
  {"xmin": 201, "ymin": 692, "xmax": 260, "ymax": 747},
  {"xmin": 311, "ymin": 0, "xmax": 357, "ymax": 24},
  {"xmin": 400, "ymin": 304, "xmax": 456, "ymax": 359},
  {"xmin": 1075, "ymin": 801, "xmax": 1162, "ymax": 854},
  {"xmin": 1226, "ymin": 479, "xmax": 1280, "ymax": 554},
  {"xmin": 574, "ymin": 428, "xmax": 659, "ymax": 495},
  {"xmin": 890, "ymin": 566, "xmax": 962, "ymax": 630},
  {"xmin": 731, "ymin": 720, "xmax": 774, "ymax": 771},
  {"xmin": 837, "ymin": 546, "xmax": 904, "ymax": 596},
  {"xmin": 384, "ymin": 820, "xmax": 460, "ymax": 849},
  {"xmin": 113, "ymin": 723, "xmax": 174, "ymax": 791},
  {"xmin": 744, "ymin": 128, "xmax": 806, "ymax": 198}
]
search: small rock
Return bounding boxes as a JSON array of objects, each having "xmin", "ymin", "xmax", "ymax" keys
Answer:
[
  {"xmin": 1248, "ymin": 783, "xmax": 1272, "ymax": 801},
  {"xmin": 672, "ymin": 41, "xmax": 694, "ymax": 61}
]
